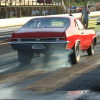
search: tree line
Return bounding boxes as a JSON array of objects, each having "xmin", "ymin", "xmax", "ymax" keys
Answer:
[{"xmin": 63, "ymin": 0, "xmax": 100, "ymax": 6}]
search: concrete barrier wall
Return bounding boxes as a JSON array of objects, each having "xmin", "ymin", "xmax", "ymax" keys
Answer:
[{"xmin": 0, "ymin": 11, "xmax": 100, "ymax": 28}]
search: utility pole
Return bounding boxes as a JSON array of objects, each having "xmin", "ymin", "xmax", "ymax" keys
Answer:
[
  {"xmin": 85, "ymin": 0, "xmax": 87, "ymax": 5},
  {"xmin": 69, "ymin": 0, "xmax": 70, "ymax": 15}
]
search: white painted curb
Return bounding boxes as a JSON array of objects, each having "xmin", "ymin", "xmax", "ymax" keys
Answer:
[{"xmin": 0, "ymin": 11, "xmax": 100, "ymax": 28}]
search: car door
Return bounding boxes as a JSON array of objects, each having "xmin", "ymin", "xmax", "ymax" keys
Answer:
[{"xmin": 75, "ymin": 19, "xmax": 90, "ymax": 50}]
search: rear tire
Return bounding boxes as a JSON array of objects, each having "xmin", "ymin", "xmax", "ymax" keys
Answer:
[
  {"xmin": 69, "ymin": 42, "xmax": 80, "ymax": 64},
  {"xmin": 18, "ymin": 51, "xmax": 32, "ymax": 64},
  {"xmin": 87, "ymin": 40, "xmax": 94, "ymax": 55}
]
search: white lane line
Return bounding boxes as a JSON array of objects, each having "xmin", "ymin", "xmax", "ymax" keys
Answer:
[
  {"xmin": 0, "ymin": 26, "xmax": 21, "ymax": 32},
  {"xmin": 0, "ymin": 35, "xmax": 11, "ymax": 38},
  {"xmin": 0, "ymin": 64, "xmax": 19, "ymax": 74},
  {"xmin": 1, "ymin": 58, "xmax": 12, "ymax": 62},
  {"xmin": 0, "ymin": 42, "xmax": 10, "ymax": 45},
  {"xmin": 1, "ymin": 57, "xmax": 17, "ymax": 62}
]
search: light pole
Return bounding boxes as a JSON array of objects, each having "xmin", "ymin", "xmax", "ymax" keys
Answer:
[
  {"xmin": 85, "ymin": 0, "xmax": 87, "ymax": 5},
  {"xmin": 69, "ymin": 0, "xmax": 70, "ymax": 15}
]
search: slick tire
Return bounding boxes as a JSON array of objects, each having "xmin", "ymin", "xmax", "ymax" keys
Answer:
[
  {"xmin": 69, "ymin": 42, "xmax": 80, "ymax": 64},
  {"xmin": 18, "ymin": 51, "xmax": 32, "ymax": 64},
  {"xmin": 87, "ymin": 40, "xmax": 94, "ymax": 56}
]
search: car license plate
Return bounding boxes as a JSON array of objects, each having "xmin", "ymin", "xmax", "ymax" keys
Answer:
[{"xmin": 32, "ymin": 44, "xmax": 44, "ymax": 49}]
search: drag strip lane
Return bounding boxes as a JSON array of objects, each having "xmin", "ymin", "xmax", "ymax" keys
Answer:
[
  {"xmin": 0, "ymin": 32, "xmax": 100, "ymax": 83},
  {"xmin": 0, "ymin": 32, "xmax": 100, "ymax": 99},
  {"xmin": 0, "ymin": 45, "xmax": 100, "ymax": 99},
  {"xmin": 0, "ymin": 40, "xmax": 100, "ymax": 91},
  {"xmin": 0, "ymin": 43, "xmax": 15, "ymax": 56}
]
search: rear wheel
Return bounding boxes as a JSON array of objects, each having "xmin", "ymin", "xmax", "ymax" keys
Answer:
[
  {"xmin": 69, "ymin": 42, "xmax": 80, "ymax": 64},
  {"xmin": 87, "ymin": 40, "xmax": 94, "ymax": 55},
  {"xmin": 18, "ymin": 51, "xmax": 32, "ymax": 64}
]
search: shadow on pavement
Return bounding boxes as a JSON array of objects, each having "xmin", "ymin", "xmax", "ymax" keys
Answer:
[{"xmin": 56, "ymin": 64, "xmax": 100, "ymax": 92}]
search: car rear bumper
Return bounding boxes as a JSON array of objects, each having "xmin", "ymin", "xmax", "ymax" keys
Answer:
[{"xmin": 10, "ymin": 41, "xmax": 70, "ymax": 50}]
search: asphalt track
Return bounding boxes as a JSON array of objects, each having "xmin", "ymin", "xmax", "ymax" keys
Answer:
[{"xmin": 0, "ymin": 31, "xmax": 100, "ymax": 99}]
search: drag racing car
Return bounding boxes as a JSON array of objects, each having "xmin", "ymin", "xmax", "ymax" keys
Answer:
[{"xmin": 10, "ymin": 16, "xmax": 97, "ymax": 64}]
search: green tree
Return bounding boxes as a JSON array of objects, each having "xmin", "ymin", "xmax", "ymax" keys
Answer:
[{"xmin": 63, "ymin": 0, "xmax": 100, "ymax": 6}]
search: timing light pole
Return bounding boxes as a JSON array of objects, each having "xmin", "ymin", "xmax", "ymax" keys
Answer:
[
  {"xmin": 85, "ymin": 0, "xmax": 87, "ymax": 5},
  {"xmin": 69, "ymin": 0, "xmax": 70, "ymax": 15}
]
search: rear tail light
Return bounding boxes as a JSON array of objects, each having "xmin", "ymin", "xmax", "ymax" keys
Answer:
[
  {"xmin": 12, "ymin": 39, "xmax": 18, "ymax": 41},
  {"xmin": 59, "ymin": 38, "xmax": 65, "ymax": 40},
  {"xmin": 6, "ymin": 38, "xmax": 18, "ymax": 42}
]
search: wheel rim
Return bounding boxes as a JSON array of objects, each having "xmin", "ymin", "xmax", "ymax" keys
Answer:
[
  {"xmin": 91, "ymin": 43, "xmax": 94, "ymax": 53},
  {"xmin": 76, "ymin": 45, "xmax": 79, "ymax": 58}
]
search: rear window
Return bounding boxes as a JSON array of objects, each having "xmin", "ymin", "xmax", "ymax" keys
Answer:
[{"xmin": 23, "ymin": 18, "xmax": 70, "ymax": 28}]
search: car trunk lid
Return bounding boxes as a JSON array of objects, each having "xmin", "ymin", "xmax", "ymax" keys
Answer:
[{"xmin": 13, "ymin": 27, "xmax": 67, "ymax": 38}]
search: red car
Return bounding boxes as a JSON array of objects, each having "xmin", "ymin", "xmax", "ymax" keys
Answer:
[{"xmin": 10, "ymin": 16, "xmax": 97, "ymax": 64}]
